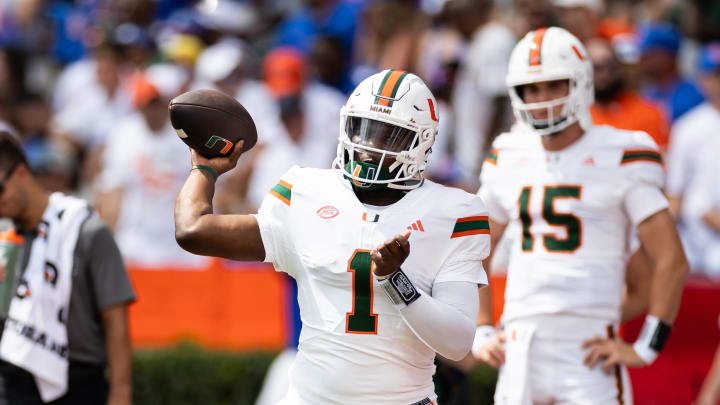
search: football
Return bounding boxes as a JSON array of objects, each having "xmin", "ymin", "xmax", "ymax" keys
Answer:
[{"xmin": 168, "ymin": 89, "xmax": 258, "ymax": 158}]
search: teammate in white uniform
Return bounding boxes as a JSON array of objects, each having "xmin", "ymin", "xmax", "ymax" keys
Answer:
[
  {"xmin": 472, "ymin": 27, "xmax": 689, "ymax": 404},
  {"xmin": 174, "ymin": 70, "xmax": 491, "ymax": 404}
]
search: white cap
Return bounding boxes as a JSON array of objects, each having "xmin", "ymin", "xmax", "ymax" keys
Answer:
[
  {"xmin": 552, "ymin": 0, "xmax": 603, "ymax": 12},
  {"xmin": 195, "ymin": 0, "xmax": 259, "ymax": 34},
  {"xmin": 145, "ymin": 63, "xmax": 190, "ymax": 99},
  {"xmin": 195, "ymin": 38, "xmax": 244, "ymax": 83}
]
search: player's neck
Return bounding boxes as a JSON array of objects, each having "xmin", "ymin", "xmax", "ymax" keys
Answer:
[
  {"xmin": 19, "ymin": 185, "xmax": 49, "ymax": 232},
  {"xmin": 540, "ymin": 122, "xmax": 585, "ymax": 152},
  {"xmin": 353, "ymin": 186, "xmax": 406, "ymax": 206}
]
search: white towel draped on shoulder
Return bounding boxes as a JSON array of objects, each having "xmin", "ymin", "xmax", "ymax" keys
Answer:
[{"xmin": 0, "ymin": 192, "xmax": 90, "ymax": 402}]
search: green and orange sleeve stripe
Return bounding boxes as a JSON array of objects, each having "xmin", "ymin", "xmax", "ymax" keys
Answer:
[
  {"xmin": 374, "ymin": 70, "xmax": 408, "ymax": 107},
  {"xmin": 269, "ymin": 180, "xmax": 292, "ymax": 205},
  {"xmin": 485, "ymin": 148, "xmax": 498, "ymax": 165},
  {"xmin": 451, "ymin": 216, "xmax": 490, "ymax": 238},
  {"xmin": 621, "ymin": 149, "xmax": 662, "ymax": 165}
]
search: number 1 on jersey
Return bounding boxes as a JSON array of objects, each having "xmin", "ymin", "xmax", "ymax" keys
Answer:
[{"xmin": 346, "ymin": 250, "xmax": 378, "ymax": 334}]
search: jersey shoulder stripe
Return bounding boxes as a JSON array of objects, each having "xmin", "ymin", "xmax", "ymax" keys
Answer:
[
  {"xmin": 621, "ymin": 149, "xmax": 663, "ymax": 165},
  {"xmin": 485, "ymin": 148, "xmax": 498, "ymax": 165},
  {"xmin": 269, "ymin": 180, "xmax": 292, "ymax": 205},
  {"xmin": 451, "ymin": 215, "xmax": 490, "ymax": 238}
]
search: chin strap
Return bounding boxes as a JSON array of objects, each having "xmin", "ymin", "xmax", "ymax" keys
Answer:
[
  {"xmin": 388, "ymin": 151, "xmax": 411, "ymax": 172},
  {"xmin": 389, "ymin": 131, "xmax": 433, "ymax": 175}
]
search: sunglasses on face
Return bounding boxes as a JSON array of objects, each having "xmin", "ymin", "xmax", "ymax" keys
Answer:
[{"xmin": 0, "ymin": 162, "xmax": 19, "ymax": 196}]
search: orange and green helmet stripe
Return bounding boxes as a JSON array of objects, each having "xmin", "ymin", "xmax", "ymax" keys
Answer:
[
  {"xmin": 621, "ymin": 149, "xmax": 662, "ymax": 165},
  {"xmin": 269, "ymin": 180, "xmax": 292, "ymax": 205},
  {"xmin": 374, "ymin": 70, "xmax": 409, "ymax": 107},
  {"xmin": 451, "ymin": 216, "xmax": 490, "ymax": 238}
]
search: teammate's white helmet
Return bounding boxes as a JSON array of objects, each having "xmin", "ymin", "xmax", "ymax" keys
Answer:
[
  {"xmin": 334, "ymin": 70, "xmax": 439, "ymax": 190},
  {"xmin": 506, "ymin": 26, "xmax": 594, "ymax": 135}
]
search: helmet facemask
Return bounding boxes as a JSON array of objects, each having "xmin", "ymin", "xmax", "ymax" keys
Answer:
[
  {"xmin": 334, "ymin": 109, "xmax": 434, "ymax": 191},
  {"xmin": 509, "ymin": 78, "xmax": 579, "ymax": 136}
]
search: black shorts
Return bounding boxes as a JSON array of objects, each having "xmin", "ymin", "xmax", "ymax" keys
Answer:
[{"xmin": 0, "ymin": 360, "xmax": 108, "ymax": 405}]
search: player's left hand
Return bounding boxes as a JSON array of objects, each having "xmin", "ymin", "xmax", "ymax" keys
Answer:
[
  {"xmin": 371, "ymin": 231, "xmax": 411, "ymax": 278},
  {"xmin": 582, "ymin": 336, "xmax": 646, "ymax": 374}
]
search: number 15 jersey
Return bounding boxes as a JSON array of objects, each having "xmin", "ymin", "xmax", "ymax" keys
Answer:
[
  {"xmin": 478, "ymin": 125, "xmax": 668, "ymax": 324},
  {"xmin": 254, "ymin": 166, "xmax": 490, "ymax": 405}
]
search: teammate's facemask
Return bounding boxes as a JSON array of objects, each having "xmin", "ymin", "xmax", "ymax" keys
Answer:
[
  {"xmin": 514, "ymin": 79, "xmax": 572, "ymax": 133},
  {"xmin": 342, "ymin": 117, "xmax": 417, "ymax": 191}
]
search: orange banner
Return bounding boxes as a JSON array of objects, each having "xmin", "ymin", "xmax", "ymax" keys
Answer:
[
  {"xmin": 128, "ymin": 263, "xmax": 508, "ymax": 350},
  {"xmin": 128, "ymin": 260, "xmax": 289, "ymax": 351}
]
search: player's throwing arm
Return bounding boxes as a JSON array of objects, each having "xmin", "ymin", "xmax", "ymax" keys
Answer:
[{"xmin": 171, "ymin": 90, "xmax": 266, "ymax": 262}]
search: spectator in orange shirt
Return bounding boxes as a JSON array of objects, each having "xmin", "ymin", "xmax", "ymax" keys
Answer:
[{"xmin": 587, "ymin": 37, "xmax": 670, "ymax": 149}]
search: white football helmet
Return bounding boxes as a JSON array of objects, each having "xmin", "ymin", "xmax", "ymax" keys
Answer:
[
  {"xmin": 506, "ymin": 26, "xmax": 594, "ymax": 135},
  {"xmin": 334, "ymin": 70, "xmax": 439, "ymax": 190}
]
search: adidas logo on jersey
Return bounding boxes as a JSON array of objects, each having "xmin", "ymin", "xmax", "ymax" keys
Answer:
[{"xmin": 406, "ymin": 220, "xmax": 424, "ymax": 232}]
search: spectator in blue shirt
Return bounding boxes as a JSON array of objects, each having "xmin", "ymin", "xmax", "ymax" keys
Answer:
[
  {"xmin": 637, "ymin": 22, "xmax": 705, "ymax": 122},
  {"xmin": 275, "ymin": 0, "xmax": 364, "ymax": 94}
]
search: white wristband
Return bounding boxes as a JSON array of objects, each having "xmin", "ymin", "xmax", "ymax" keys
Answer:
[
  {"xmin": 632, "ymin": 315, "xmax": 671, "ymax": 365},
  {"xmin": 632, "ymin": 340, "xmax": 659, "ymax": 365},
  {"xmin": 471, "ymin": 325, "xmax": 497, "ymax": 359}
]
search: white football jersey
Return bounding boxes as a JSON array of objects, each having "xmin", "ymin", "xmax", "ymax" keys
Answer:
[
  {"xmin": 255, "ymin": 166, "xmax": 490, "ymax": 405},
  {"xmin": 478, "ymin": 125, "xmax": 668, "ymax": 323}
]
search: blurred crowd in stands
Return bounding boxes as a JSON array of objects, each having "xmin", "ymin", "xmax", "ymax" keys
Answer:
[{"xmin": 1, "ymin": 0, "xmax": 720, "ymax": 278}]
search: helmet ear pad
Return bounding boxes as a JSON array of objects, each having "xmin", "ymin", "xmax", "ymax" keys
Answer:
[{"xmin": 411, "ymin": 128, "xmax": 436, "ymax": 172}]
